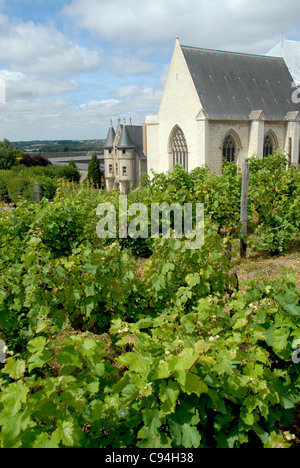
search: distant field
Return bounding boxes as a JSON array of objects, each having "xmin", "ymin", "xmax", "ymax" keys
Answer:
[{"xmin": 12, "ymin": 139, "xmax": 105, "ymax": 153}]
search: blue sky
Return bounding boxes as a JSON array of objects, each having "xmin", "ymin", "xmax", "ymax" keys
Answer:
[{"xmin": 0, "ymin": 0, "xmax": 300, "ymax": 141}]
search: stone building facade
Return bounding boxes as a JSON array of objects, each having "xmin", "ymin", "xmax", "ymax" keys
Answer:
[
  {"xmin": 104, "ymin": 119, "xmax": 147, "ymax": 193},
  {"xmin": 145, "ymin": 38, "xmax": 300, "ymax": 176}
]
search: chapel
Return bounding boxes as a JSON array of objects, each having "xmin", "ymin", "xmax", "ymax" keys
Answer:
[
  {"xmin": 146, "ymin": 38, "xmax": 300, "ymax": 176},
  {"xmin": 104, "ymin": 38, "xmax": 300, "ymax": 190}
]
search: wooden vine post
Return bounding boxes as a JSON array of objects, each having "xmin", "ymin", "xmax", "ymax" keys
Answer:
[
  {"xmin": 240, "ymin": 162, "xmax": 250, "ymax": 258},
  {"xmin": 34, "ymin": 183, "xmax": 40, "ymax": 204}
]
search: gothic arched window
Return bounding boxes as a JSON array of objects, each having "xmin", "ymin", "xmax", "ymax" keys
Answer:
[
  {"xmin": 263, "ymin": 135, "xmax": 274, "ymax": 158},
  {"xmin": 223, "ymin": 135, "xmax": 236, "ymax": 163},
  {"xmin": 171, "ymin": 127, "xmax": 188, "ymax": 170}
]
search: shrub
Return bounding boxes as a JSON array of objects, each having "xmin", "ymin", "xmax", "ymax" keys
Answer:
[
  {"xmin": 247, "ymin": 153, "xmax": 300, "ymax": 254},
  {"xmin": 19, "ymin": 153, "xmax": 52, "ymax": 167},
  {"xmin": 0, "ymin": 139, "xmax": 22, "ymax": 170},
  {"xmin": 88, "ymin": 153, "xmax": 102, "ymax": 188}
]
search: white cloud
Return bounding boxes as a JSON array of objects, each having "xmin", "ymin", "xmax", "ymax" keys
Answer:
[
  {"xmin": 111, "ymin": 85, "xmax": 162, "ymax": 108},
  {"xmin": 111, "ymin": 85, "xmax": 143, "ymax": 99},
  {"xmin": 0, "ymin": 18, "xmax": 102, "ymax": 75},
  {"xmin": 107, "ymin": 55, "xmax": 156, "ymax": 75},
  {"xmin": 64, "ymin": 0, "xmax": 300, "ymax": 53},
  {"xmin": 0, "ymin": 69, "xmax": 80, "ymax": 99},
  {"xmin": 78, "ymin": 99, "xmax": 121, "ymax": 111}
]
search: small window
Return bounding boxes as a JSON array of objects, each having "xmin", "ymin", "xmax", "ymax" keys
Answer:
[
  {"xmin": 122, "ymin": 149, "xmax": 126, "ymax": 155},
  {"xmin": 122, "ymin": 166, "xmax": 127, "ymax": 176},
  {"xmin": 109, "ymin": 164, "xmax": 113, "ymax": 174},
  {"xmin": 109, "ymin": 149, "xmax": 112, "ymax": 154},
  {"xmin": 116, "ymin": 163, "xmax": 118, "ymax": 175}
]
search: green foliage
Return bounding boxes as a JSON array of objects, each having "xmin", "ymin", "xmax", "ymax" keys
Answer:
[
  {"xmin": 0, "ymin": 248, "xmax": 299, "ymax": 447},
  {"xmin": 140, "ymin": 157, "xmax": 299, "ymax": 255},
  {"xmin": 0, "ymin": 170, "xmax": 35, "ymax": 203},
  {"xmin": 0, "ymin": 154, "xmax": 299, "ymax": 448},
  {"xmin": 103, "ymin": 275, "xmax": 299, "ymax": 449},
  {"xmin": 0, "ymin": 164, "xmax": 80, "ymax": 203},
  {"xmin": 13, "ymin": 164, "xmax": 81, "ymax": 183},
  {"xmin": 88, "ymin": 153, "xmax": 102, "ymax": 188},
  {"xmin": 0, "ymin": 139, "xmax": 23, "ymax": 170},
  {"xmin": 247, "ymin": 153, "xmax": 300, "ymax": 254}
]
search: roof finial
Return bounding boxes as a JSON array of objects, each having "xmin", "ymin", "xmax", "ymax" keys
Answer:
[
  {"xmin": 130, "ymin": 117, "xmax": 132, "ymax": 126},
  {"xmin": 123, "ymin": 117, "xmax": 126, "ymax": 125},
  {"xmin": 118, "ymin": 116, "xmax": 121, "ymax": 126}
]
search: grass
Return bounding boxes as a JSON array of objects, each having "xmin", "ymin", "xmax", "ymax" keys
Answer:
[{"xmin": 234, "ymin": 236, "xmax": 300, "ymax": 288}]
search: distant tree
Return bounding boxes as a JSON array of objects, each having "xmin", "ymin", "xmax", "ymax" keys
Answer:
[
  {"xmin": 0, "ymin": 139, "xmax": 23, "ymax": 170},
  {"xmin": 88, "ymin": 153, "xmax": 102, "ymax": 188},
  {"xmin": 68, "ymin": 160, "xmax": 77, "ymax": 169},
  {"xmin": 19, "ymin": 153, "xmax": 52, "ymax": 167}
]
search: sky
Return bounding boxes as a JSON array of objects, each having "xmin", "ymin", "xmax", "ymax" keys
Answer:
[{"xmin": 0, "ymin": 0, "xmax": 300, "ymax": 141}]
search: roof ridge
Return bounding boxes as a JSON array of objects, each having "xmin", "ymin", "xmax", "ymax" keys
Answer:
[{"xmin": 181, "ymin": 44, "xmax": 284, "ymax": 61}]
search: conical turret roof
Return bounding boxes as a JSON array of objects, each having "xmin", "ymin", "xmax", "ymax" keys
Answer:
[
  {"xmin": 104, "ymin": 122, "xmax": 116, "ymax": 149},
  {"xmin": 117, "ymin": 125, "xmax": 136, "ymax": 149}
]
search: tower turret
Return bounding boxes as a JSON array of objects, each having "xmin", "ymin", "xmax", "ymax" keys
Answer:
[
  {"xmin": 104, "ymin": 120, "xmax": 116, "ymax": 191},
  {"xmin": 117, "ymin": 125, "xmax": 136, "ymax": 194}
]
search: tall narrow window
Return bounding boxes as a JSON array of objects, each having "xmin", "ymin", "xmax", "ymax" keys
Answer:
[
  {"xmin": 171, "ymin": 127, "xmax": 188, "ymax": 170},
  {"xmin": 223, "ymin": 135, "xmax": 236, "ymax": 163},
  {"xmin": 263, "ymin": 135, "xmax": 274, "ymax": 158}
]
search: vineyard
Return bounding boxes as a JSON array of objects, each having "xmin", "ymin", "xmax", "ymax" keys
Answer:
[{"xmin": 0, "ymin": 154, "xmax": 299, "ymax": 448}]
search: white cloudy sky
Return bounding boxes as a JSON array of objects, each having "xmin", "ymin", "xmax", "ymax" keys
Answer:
[{"xmin": 0, "ymin": 0, "xmax": 300, "ymax": 141}]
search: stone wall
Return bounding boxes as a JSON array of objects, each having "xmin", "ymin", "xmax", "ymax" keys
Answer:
[{"xmin": 146, "ymin": 38, "xmax": 203, "ymax": 175}]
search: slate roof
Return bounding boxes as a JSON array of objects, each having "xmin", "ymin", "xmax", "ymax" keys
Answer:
[
  {"xmin": 118, "ymin": 125, "xmax": 136, "ymax": 149},
  {"xmin": 118, "ymin": 125, "xmax": 147, "ymax": 160},
  {"xmin": 181, "ymin": 45, "xmax": 300, "ymax": 121},
  {"xmin": 104, "ymin": 124, "xmax": 116, "ymax": 149}
]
